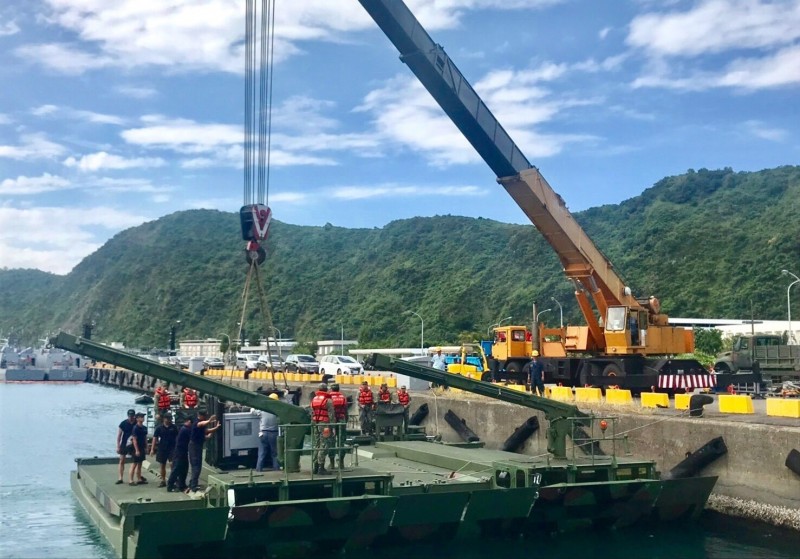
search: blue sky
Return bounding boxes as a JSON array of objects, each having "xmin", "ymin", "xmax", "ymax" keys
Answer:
[{"xmin": 1, "ymin": 0, "xmax": 798, "ymax": 274}]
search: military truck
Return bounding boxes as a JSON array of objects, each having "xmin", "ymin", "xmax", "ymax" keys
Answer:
[{"xmin": 714, "ymin": 334, "xmax": 800, "ymax": 382}]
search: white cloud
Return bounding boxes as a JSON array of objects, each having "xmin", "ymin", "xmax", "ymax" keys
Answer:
[
  {"xmin": 115, "ymin": 85, "xmax": 158, "ymax": 99},
  {"xmin": 0, "ymin": 173, "xmax": 72, "ymax": 195},
  {"xmin": 0, "ymin": 204, "xmax": 150, "ymax": 274},
  {"xmin": 357, "ymin": 71, "xmax": 597, "ymax": 167},
  {"xmin": 633, "ymin": 44, "xmax": 800, "ymax": 90},
  {"xmin": 0, "ymin": 114, "xmax": 12, "ymax": 125},
  {"xmin": 743, "ymin": 120, "xmax": 789, "ymax": 142},
  {"xmin": 0, "ymin": 19, "xmax": 20, "ymax": 36},
  {"xmin": 63, "ymin": 151, "xmax": 166, "ymax": 171},
  {"xmin": 628, "ymin": 0, "xmax": 800, "ymax": 58},
  {"xmin": 598, "ymin": 26, "xmax": 612, "ymax": 40},
  {"xmin": 0, "ymin": 133, "xmax": 66, "ymax": 160},
  {"xmin": 332, "ymin": 184, "xmax": 487, "ymax": 200},
  {"xmin": 122, "ymin": 116, "xmax": 240, "ymax": 151},
  {"xmin": 269, "ymin": 192, "xmax": 309, "ymax": 204},
  {"xmin": 91, "ymin": 177, "xmax": 172, "ymax": 194},
  {"xmin": 18, "ymin": 0, "xmax": 564, "ymax": 75},
  {"xmin": 15, "ymin": 43, "xmax": 113, "ymax": 74},
  {"xmin": 32, "ymin": 104, "xmax": 126, "ymax": 125}
]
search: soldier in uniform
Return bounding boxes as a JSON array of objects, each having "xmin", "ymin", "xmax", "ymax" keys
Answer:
[
  {"xmin": 357, "ymin": 380, "xmax": 375, "ymax": 436},
  {"xmin": 396, "ymin": 385, "xmax": 411, "ymax": 433},
  {"xmin": 310, "ymin": 383, "xmax": 336, "ymax": 475},
  {"xmin": 328, "ymin": 383, "xmax": 348, "ymax": 470}
]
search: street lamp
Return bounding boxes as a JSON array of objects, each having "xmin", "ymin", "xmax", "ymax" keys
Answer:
[
  {"xmin": 782, "ymin": 269, "xmax": 800, "ymax": 344},
  {"xmin": 536, "ymin": 309, "xmax": 551, "ymax": 322},
  {"xmin": 487, "ymin": 316, "xmax": 513, "ymax": 336},
  {"xmin": 551, "ymin": 297, "xmax": 563, "ymax": 328},
  {"xmin": 340, "ymin": 321, "xmax": 344, "ymax": 355},
  {"xmin": 404, "ymin": 311, "xmax": 424, "ymax": 354}
]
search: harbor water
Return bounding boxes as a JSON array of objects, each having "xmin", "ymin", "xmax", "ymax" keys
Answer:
[{"xmin": 0, "ymin": 382, "xmax": 798, "ymax": 559}]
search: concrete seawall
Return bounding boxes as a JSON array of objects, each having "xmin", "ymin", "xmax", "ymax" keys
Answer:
[{"xmin": 89, "ymin": 368, "xmax": 800, "ymax": 529}]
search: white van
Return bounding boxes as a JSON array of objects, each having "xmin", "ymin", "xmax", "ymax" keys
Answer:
[{"xmin": 236, "ymin": 354, "xmax": 259, "ymax": 370}]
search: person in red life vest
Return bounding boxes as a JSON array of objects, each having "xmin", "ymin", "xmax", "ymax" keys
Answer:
[
  {"xmin": 377, "ymin": 383, "xmax": 392, "ymax": 403},
  {"xmin": 182, "ymin": 387, "xmax": 198, "ymax": 409},
  {"xmin": 327, "ymin": 383, "xmax": 348, "ymax": 470},
  {"xmin": 310, "ymin": 383, "xmax": 335, "ymax": 475},
  {"xmin": 357, "ymin": 380, "xmax": 375, "ymax": 436},
  {"xmin": 155, "ymin": 384, "xmax": 172, "ymax": 418},
  {"xmin": 396, "ymin": 385, "xmax": 411, "ymax": 432}
]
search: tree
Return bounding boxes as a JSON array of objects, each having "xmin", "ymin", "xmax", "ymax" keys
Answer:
[{"xmin": 693, "ymin": 327, "xmax": 723, "ymax": 356}]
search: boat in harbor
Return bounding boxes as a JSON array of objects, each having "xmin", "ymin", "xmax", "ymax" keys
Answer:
[
  {"xmin": 1, "ymin": 341, "xmax": 87, "ymax": 382},
  {"xmin": 53, "ymin": 333, "xmax": 717, "ymax": 559}
]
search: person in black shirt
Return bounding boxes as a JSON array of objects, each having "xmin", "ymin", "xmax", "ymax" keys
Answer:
[
  {"xmin": 115, "ymin": 409, "xmax": 136, "ymax": 485},
  {"xmin": 167, "ymin": 417, "xmax": 193, "ymax": 492},
  {"xmin": 187, "ymin": 411, "xmax": 220, "ymax": 493},
  {"xmin": 149, "ymin": 412, "xmax": 178, "ymax": 488},
  {"xmin": 129, "ymin": 413, "xmax": 148, "ymax": 486}
]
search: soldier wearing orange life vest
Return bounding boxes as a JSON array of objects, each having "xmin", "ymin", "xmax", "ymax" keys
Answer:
[
  {"xmin": 377, "ymin": 383, "xmax": 391, "ymax": 403},
  {"xmin": 357, "ymin": 381, "xmax": 375, "ymax": 436},
  {"xmin": 310, "ymin": 384, "xmax": 335, "ymax": 475},
  {"xmin": 397, "ymin": 385, "xmax": 411, "ymax": 432},
  {"xmin": 155, "ymin": 385, "xmax": 171, "ymax": 416},
  {"xmin": 327, "ymin": 384, "xmax": 348, "ymax": 470},
  {"xmin": 182, "ymin": 387, "xmax": 198, "ymax": 409}
]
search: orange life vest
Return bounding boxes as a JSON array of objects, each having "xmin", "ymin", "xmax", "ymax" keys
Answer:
[
  {"xmin": 158, "ymin": 391, "xmax": 171, "ymax": 410},
  {"xmin": 329, "ymin": 391, "xmax": 347, "ymax": 422},
  {"xmin": 397, "ymin": 390, "xmax": 410, "ymax": 406},
  {"xmin": 358, "ymin": 387, "xmax": 374, "ymax": 406},
  {"xmin": 378, "ymin": 389, "xmax": 390, "ymax": 403},
  {"xmin": 184, "ymin": 389, "xmax": 198, "ymax": 408},
  {"xmin": 311, "ymin": 392, "xmax": 331, "ymax": 423}
]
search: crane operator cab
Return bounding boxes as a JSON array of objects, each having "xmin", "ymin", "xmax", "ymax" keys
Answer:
[{"xmin": 605, "ymin": 306, "xmax": 648, "ymax": 351}]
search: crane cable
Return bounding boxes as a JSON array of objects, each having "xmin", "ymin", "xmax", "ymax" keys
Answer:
[
  {"xmin": 237, "ymin": 0, "xmax": 283, "ymax": 389},
  {"xmin": 243, "ymin": 0, "xmax": 276, "ymax": 207}
]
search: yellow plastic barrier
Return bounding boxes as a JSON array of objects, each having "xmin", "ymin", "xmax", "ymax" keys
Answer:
[
  {"xmin": 335, "ymin": 374, "xmax": 345, "ymax": 385},
  {"xmin": 718, "ymin": 394, "xmax": 754, "ymax": 414},
  {"xmin": 605, "ymin": 389, "xmax": 633, "ymax": 405},
  {"xmin": 766, "ymin": 398, "xmax": 800, "ymax": 418},
  {"xmin": 550, "ymin": 386, "xmax": 574, "ymax": 402},
  {"xmin": 674, "ymin": 393, "xmax": 691, "ymax": 410},
  {"xmin": 386, "ymin": 376, "xmax": 397, "ymax": 388},
  {"xmin": 641, "ymin": 392, "xmax": 670, "ymax": 408},
  {"xmin": 505, "ymin": 384, "xmax": 529, "ymax": 393},
  {"xmin": 369, "ymin": 376, "xmax": 382, "ymax": 386},
  {"xmin": 574, "ymin": 387, "xmax": 602, "ymax": 403}
]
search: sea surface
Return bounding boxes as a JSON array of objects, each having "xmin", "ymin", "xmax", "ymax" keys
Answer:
[{"xmin": 1, "ymin": 382, "xmax": 798, "ymax": 559}]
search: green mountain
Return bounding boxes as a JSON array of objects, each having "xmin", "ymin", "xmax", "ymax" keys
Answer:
[{"xmin": 2, "ymin": 166, "xmax": 798, "ymax": 348}]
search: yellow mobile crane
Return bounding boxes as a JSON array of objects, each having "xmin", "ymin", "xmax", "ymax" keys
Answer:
[{"xmin": 359, "ymin": 0, "xmax": 712, "ymax": 392}]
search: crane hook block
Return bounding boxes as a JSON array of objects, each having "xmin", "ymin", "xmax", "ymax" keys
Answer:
[
  {"xmin": 245, "ymin": 241, "xmax": 267, "ymax": 265},
  {"xmin": 240, "ymin": 204, "xmax": 272, "ymax": 242}
]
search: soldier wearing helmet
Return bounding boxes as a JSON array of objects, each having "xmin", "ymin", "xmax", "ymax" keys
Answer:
[{"xmin": 310, "ymin": 383, "xmax": 335, "ymax": 475}]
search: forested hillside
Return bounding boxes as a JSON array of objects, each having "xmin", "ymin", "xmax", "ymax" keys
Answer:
[{"xmin": 2, "ymin": 166, "xmax": 798, "ymax": 349}]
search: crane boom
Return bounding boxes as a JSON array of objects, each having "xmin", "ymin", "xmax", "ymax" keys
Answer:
[{"xmin": 359, "ymin": 0, "xmax": 684, "ymax": 356}]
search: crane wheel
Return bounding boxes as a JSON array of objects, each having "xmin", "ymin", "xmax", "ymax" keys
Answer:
[
  {"xmin": 245, "ymin": 246, "xmax": 267, "ymax": 265},
  {"xmin": 602, "ymin": 364, "xmax": 623, "ymax": 377}
]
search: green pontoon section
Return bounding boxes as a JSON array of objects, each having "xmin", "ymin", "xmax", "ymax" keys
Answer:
[{"xmin": 653, "ymin": 475, "xmax": 718, "ymax": 521}]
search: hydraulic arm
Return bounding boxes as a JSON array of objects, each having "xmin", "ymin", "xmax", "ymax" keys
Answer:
[
  {"xmin": 359, "ymin": 0, "xmax": 688, "ymax": 355},
  {"xmin": 369, "ymin": 353, "xmax": 589, "ymax": 459},
  {"xmin": 51, "ymin": 333, "xmax": 310, "ymax": 472}
]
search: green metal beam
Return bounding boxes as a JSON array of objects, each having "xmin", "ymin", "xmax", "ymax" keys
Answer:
[
  {"xmin": 370, "ymin": 353, "xmax": 590, "ymax": 459},
  {"xmin": 52, "ymin": 333, "xmax": 310, "ymax": 425}
]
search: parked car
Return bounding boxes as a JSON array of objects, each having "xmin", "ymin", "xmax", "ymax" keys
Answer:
[
  {"xmin": 319, "ymin": 354, "xmax": 364, "ymax": 375},
  {"xmin": 236, "ymin": 354, "xmax": 259, "ymax": 370},
  {"xmin": 257, "ymin": 353, "xmax": 285, "ymax": 371},
  {"xmin": 203, "ymin": 357, "xmax": 225, "ymax": 370},
  {"xmin": 284, "ymin": 354, "xmax": 320, "ymax": 374}
]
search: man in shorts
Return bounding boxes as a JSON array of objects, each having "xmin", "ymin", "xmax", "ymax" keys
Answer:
[
  {"xmin": 149, "ymin": 412, "xmax": 178, "ymax": 487},
  {"xmin": 129, "ymin": 412, "xmax": 148, "ymax": 486},
  {"xmin": 115, "ymin": 409, "xmax": 136, "ymax": 485}
]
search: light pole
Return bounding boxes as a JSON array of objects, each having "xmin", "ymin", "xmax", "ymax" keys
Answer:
[
  {"xmin": 536, "ymin": 309, "xmax": 551, "ymax": 322},
  {"xmin": 782, "ymin": 269, "xmax": 800, "ymax": 344},
  {"xmin": 404, "ymin": 311, "xmax": 424, "ymax": 353},
  {"xmin": 487, "ymin": 316, "xmax": 513, "ymax": 336},
  {"xmin": 551, "ymin": 297, "xmax": 563, "ymax": 328},
  {"xmin": 340, "ymin": 321, "xmax": 344, "ymax": 355}
]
